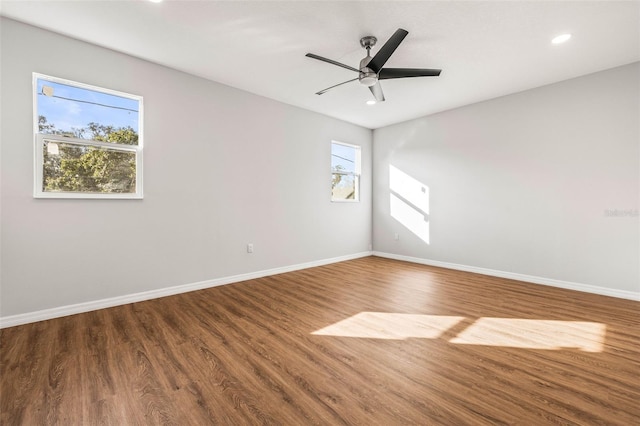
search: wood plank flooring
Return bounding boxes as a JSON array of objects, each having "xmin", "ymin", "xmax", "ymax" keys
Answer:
[{"xmin": 1, "ymin": 256, "xmax": 639, "ymax": 425}]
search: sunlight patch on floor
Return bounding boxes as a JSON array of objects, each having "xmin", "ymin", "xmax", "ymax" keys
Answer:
[
  {"xmin": 449, "ymin": 317, "xmax": 606, "ymax": 352},
  {"xmin": 311, "ymin": 312, "xmax": 464, "ymax": 340},
  {"xmin": 312, "ymin": 313, "xmax": 606, "ymax": 352}
]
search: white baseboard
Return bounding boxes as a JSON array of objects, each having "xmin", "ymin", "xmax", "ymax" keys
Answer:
[
  {"xmin": 373, "ymin": 251, "xmax": 640, "ymax": 302},
  {"xmin": 0, "ymin": 251, "xmax": 372, "ymax": 329}
]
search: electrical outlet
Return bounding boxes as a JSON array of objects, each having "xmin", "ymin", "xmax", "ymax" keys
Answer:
[
  {"xmin": 394, "ymin": 233, "xmax": 399, "ymax": 241},
  {"xmin": 247, "ymin": 243, "xmax": 254, "ymax": 253}
]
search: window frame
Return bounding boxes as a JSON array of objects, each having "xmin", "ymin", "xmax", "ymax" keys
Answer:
[
  {"xmin": 331, "ymin": 140, "xmax": 361, "ymax": 203},
  {"xmin": 32, "ymin": 72, "xmax": 144, "ymax": 199}
]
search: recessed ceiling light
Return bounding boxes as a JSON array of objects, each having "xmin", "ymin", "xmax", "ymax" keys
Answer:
[
  {"xmin": 551, "ymin": 33, "xmax": 572, "ymax": 44},
  {"xmin": 149, "ymin": 0, "xmax": 162, "ymax": 3},
  {"xmin": 366, "ymin": 100, "xmax": 376, "ymax": 106}
]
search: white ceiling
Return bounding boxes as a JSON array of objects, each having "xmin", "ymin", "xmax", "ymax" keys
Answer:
[{"xmin": 2, "ymin": 0, "xmax": 639, "ymax": 129}]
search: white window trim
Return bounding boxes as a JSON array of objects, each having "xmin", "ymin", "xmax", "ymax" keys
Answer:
[
  {"xmin": 32, "ymin": 72, "xmax": 144, "ymax": 199},
  {"xmin": 331, "ymin": 140, "xmax": 361, "ymax": 203}
]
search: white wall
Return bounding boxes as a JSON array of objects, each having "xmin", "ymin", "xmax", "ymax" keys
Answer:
[
  {"xmin": 373, "ymin": 63, "xmax": 639, "ymax": 296},
  {"xmin": 0, "ymin": 18, "xmax": 372, "ymax": 319}
]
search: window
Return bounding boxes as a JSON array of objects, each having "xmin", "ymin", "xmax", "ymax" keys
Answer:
[
  {"xmin": 331, "ymin": 141, "xmax": 361, "ymax": 202},
  {"xmin": 33, "ymin": 73, "xmax": 143, "ymax": 198}
]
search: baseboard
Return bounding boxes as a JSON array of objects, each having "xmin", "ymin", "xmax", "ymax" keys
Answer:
[
  {"xmin": 0, "ymin": 251, "xmax": 372, "ymax": 329},
  {"xmin": 373, "ymin": 251, "xmax": 640, "ymax": 302}
]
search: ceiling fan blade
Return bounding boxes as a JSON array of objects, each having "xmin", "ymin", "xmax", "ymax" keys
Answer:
[
  {"xmin": 379, "ymin": 68, "xmax": 442, "ymax": 79},
  {"xmin": 315, "ymin": 78, "xmax": 358, "ymax": 95},
  {"xmin": 366, "ymin": 28, "xmax": 408, "ymax": 73},
  {"xmin": 306, "ymin": 53, "xmax": 360, "ymax": 73},
  {"xmin": 369, "ymin": 81, "xmax": 385, "ymax": 102}
]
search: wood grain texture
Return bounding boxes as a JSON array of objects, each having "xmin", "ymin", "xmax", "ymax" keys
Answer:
[{"xmin": 2, "ymin": 256, "xmax": 639, "ymax": 425}]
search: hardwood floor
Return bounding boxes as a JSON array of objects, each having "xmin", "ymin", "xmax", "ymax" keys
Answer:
[{"xmin": 2, "ymin": 256, "xmax": 639, "ymax": 425}]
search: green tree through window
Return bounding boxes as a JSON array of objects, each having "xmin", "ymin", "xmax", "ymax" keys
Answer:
[
  {"xmin": 39, "ymin": 116, "xmax": 138, "ymax": 194},
  {"xmin": 34, "ymin": 73, "xmax": 143, "ymax": 198}
]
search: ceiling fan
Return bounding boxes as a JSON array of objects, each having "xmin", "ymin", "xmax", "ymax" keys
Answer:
[{"xmin": 306, "ymin": 28, "xmax": 441, "ymax": 102}]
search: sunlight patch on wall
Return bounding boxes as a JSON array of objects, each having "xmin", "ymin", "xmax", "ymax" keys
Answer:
[
  {"xmin": 449, "ymin": 318, "xmax": 605, "ymax": 352},
  {"xmin": 312, "ymin": 312, "xmax": 465, "ymax": 340},
  {"xmin": 389, "ymin": 165, "xmax": 430, "ymax": 244},
  {"xmin": 390, "ymin": 194, "xmax": 430, "ymax": 244},
  {"xmin": 389, "ymin": 165, "xmax": 429, "ymax": 213}
]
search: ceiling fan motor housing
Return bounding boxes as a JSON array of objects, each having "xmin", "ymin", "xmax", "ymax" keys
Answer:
[{"xmin": 359, "ymin": 36, "xmax": 378, "ymax": 87}]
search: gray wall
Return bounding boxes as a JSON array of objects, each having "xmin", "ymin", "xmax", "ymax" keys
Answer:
[
  {"xmin": 2, "ymin": 18, "xmax": 637, "ymax": 320},
  {"xmin": 373, "ymin": 62, "xmax": 639, "ymax": 294},
  {"xmin": 0, "ymin": 18, "xmax": 372, "ymax": 317}
]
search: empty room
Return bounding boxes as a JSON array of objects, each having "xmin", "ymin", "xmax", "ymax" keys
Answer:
[{"xmin": 1, "ymin": 1, "xmax": 638, "ymax": 425}]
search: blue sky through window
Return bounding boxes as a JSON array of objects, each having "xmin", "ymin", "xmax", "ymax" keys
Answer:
[
  {"xmin": 331, "ymin": 142, "xmax": 357, "ymax": 173},
  {"xmin": 36, "ymin": 78, "xmax": 139, "ymax": 135}
]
